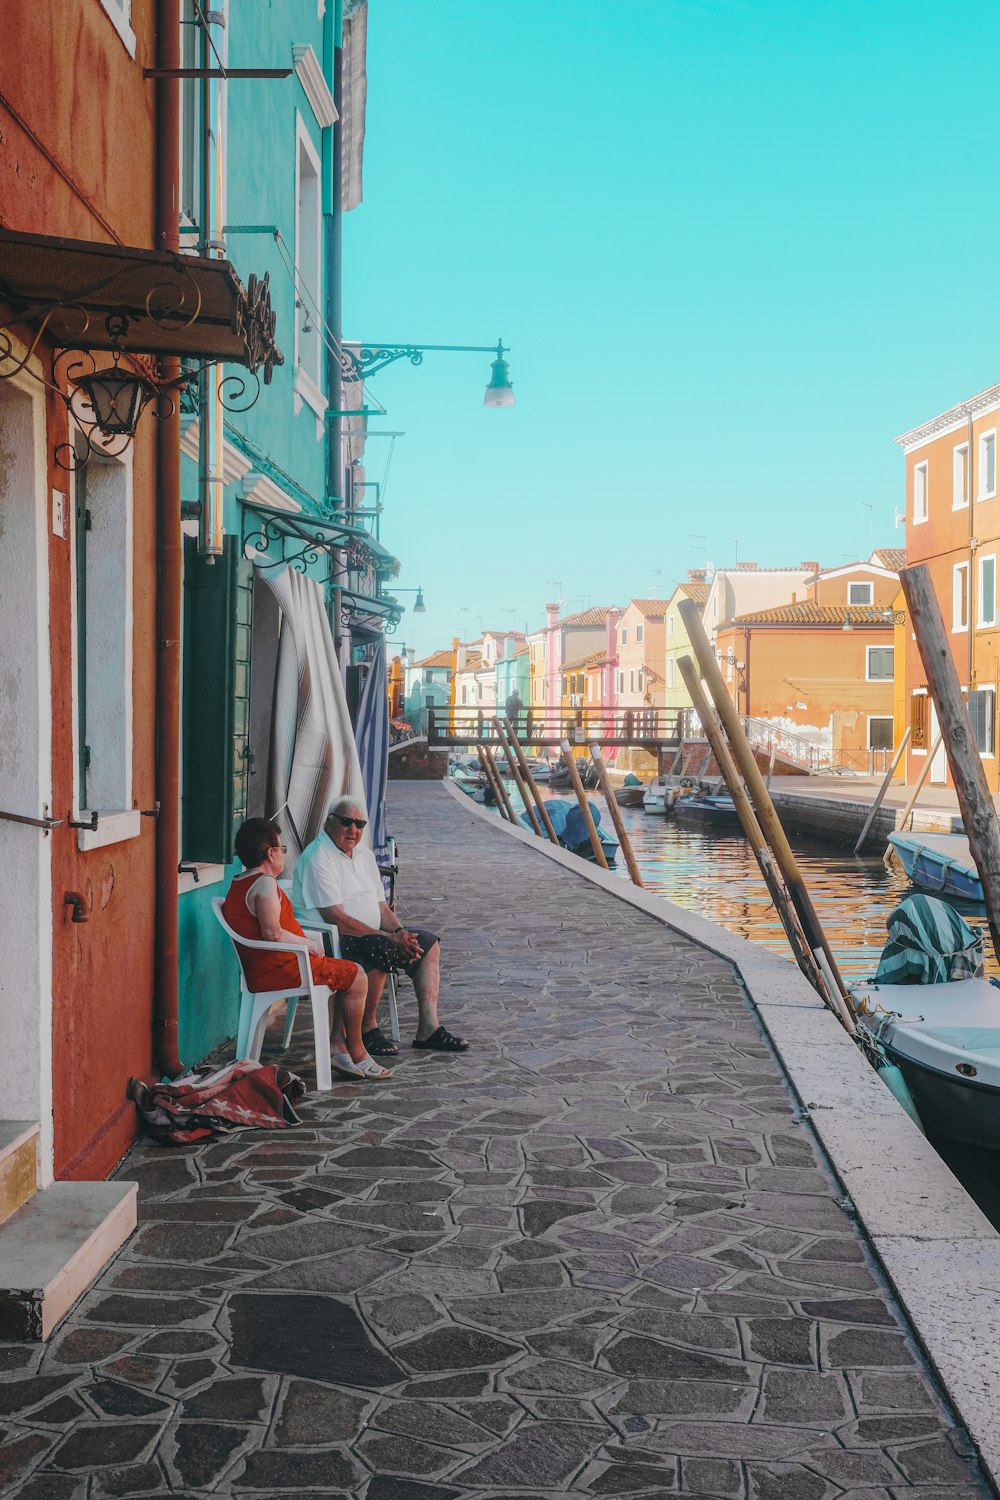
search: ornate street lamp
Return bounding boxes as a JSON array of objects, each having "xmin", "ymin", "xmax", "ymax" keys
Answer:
[{"xmin": 483, "ymin": 341, "xmax": 515, "ymax": 408}]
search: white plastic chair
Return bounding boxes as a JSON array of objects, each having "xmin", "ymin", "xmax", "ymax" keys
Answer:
[{"xmin": 211, "ymin": 896, "xmax": 336, "ymax": 1091}]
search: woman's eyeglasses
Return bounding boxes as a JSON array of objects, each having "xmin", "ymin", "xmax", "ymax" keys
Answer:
[
  {"xmin": 334, "ymin": 815, "xmax": 367, "ymax": 830},
  {"xmin": 271, "ymin": 843, "xmax": 287, "ymax": 853}
]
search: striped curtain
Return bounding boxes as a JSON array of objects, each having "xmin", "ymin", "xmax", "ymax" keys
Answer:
[
  {"xmin": 263, "ymin": 565, "xmax": 366, "ymax": 862},
  {"xmin": 355, "ymin": 633, "xmax": 390, "ymax": 861}
]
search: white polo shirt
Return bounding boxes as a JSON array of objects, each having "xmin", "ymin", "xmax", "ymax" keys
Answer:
[{"xmin": 293, "ymin": 831, "xmax": 384, "ymax": 931}]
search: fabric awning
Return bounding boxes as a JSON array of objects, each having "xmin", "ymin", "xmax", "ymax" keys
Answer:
[{"xmin": 0, "ymin": 227, "xmax": 283, "ymax": 375}]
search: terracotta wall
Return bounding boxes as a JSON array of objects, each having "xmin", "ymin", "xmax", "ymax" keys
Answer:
[{"xmin": 1, "ymin": 0, "xmax": 158, "ymax": 1178}]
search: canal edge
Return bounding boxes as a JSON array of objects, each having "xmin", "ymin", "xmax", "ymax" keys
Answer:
[{"xmin": 442, "ymin": 777, "xmax": 1000, "ymax": 1491}]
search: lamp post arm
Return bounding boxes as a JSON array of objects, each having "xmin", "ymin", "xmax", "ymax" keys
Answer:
[{"xmin": 339, "ymin": 340, "xmax": 508, "ymax": 383}]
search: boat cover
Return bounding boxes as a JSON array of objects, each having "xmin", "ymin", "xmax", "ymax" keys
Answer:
[{"xmin": 874, "ymin": 894, "xmax": 983, "ymax": 985}]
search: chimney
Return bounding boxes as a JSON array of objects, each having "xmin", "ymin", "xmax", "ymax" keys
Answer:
[
  {"xmin": 801, "ymin": 560, "xmax": 820, "ymax": 575},
  {"xmin": 454, "ymin": 636, "xmax": 468, "ymax": 672},
  {"xmin": 688, "ymin": 568, "xmax": 707, "ymax": 582}
]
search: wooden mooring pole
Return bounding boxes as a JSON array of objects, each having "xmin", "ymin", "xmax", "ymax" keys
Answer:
[
  {"xmin": 501, "ymin": 718, "xmax": 559, "ymax": 845},
  {"xmin": 678, "ymin": 597, "xmax": 856, "ymax": 1028},
  {"xmin": 854, "ymin": 727, "xmax": 911, "ymax": 855},
  {"xmin": 560, "ymin": 739, "xmax": 609, "ymax": 870},
  {"xmin": 899, "ymin": 564, "xmax": 1000, "ymax": 956},
  {"xmin": 492, "ymin": 718, "xmax": 542, "ymax": 836},
  {"xmin": 677, "ymin": 657, "xmax": 826, "ymax": 996},
  {"xmin": 588, "ymin": 745, "xmax": 644, "ymax": 887},
  {"xmin": 476, "ymin": 744, "xmax": 515, "ymax": 822}
]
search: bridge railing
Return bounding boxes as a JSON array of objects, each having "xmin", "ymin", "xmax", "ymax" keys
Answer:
[{"xmin": 427, "ymin": 705, "xmax": 687, "ymax": 748}]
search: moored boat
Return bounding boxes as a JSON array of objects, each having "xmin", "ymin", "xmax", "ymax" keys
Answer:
[
  {"xmin": 517, "ymin": 797, "xmax": 618, "ymax": 864},
  {"xmin": 674, "ymin": 793, "xmax": 742, "ymax": 830},
  {"xmin": 887, "ymin": 831, "xmax": 983, "ymax": 903},
  {"xmin": 614, "ymin": 775, "xmax": 645, "ymax": 808}
]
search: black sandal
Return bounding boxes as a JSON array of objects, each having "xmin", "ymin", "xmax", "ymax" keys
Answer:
[
  {"xmin": 412, "ymin": 1025, "xmax": 469, "ymax": 1052},
  {"xmin": 362, "ymin": 1026, "xmax": 399, "ymax": 1057}
]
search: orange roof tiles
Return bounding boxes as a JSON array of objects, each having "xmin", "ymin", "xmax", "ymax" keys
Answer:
[
  {"xmin": 413, "ymin": 650, "xmax": 452, "ymax": 668},
  {"xmin": 563, "ymin": 649, "xmax": 607, "ymax": 670},
  {"xmin": 732, "ymin": 603, "xmax": 897, "ymax": 627},
  {"xmin": 628, "ymin": 599, "xmax": 669, "ymax": 617},
  {"xmin": 677, "ymin": 582, "xmax": 709, "ymax": 604},
  {"xmin": 560, "ymin": 605, "xmax": 613, "ymax": 628},
  {"xmin": 873, "ymin": 547, "xmax": 906, "ymax": 572}
]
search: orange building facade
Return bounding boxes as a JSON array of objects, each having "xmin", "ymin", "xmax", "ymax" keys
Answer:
[
  {"xmin": 898, "ymin": 388, "xmax": 1000, "ymax": 790},
  {"xmin": 715, "ymin": 559, "xmax": 903, "ymax": 771}
]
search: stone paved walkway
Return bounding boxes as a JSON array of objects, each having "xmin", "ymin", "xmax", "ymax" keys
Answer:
[{"xmin": 0, "ymin": 782, "xmax": 992, "ymax": 1499}]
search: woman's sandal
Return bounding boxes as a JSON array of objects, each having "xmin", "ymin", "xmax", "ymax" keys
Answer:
[
  {"xmin": 412, "ymin": 1025, "xmax": 469, "ymax": 1052},
  {"xmin": 357, "ymin": 1056, "xmax": 394, "ymax": 1080},
  {"xmin": 362, "ymin": 1025, "xmax": 399, "ymax": 1057},
  {"xmin": 331, "ymin": 1051, "xmax": 365, "ymax": 1079}
]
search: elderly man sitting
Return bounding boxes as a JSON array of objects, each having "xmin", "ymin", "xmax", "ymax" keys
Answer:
[{"xmin": 292, "ymin": 795, "xmax": 469, "ymax": 1057}]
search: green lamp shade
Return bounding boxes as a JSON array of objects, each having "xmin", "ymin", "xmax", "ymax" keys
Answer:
[{"xmin": 483, "ymin": 351, "xmax": 515, "ymax": 408}]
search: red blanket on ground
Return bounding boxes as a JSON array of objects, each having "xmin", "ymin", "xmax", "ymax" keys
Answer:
[{"xmin": 128, "ymin": 1060, "xmax": 305, "ymax": 1145}]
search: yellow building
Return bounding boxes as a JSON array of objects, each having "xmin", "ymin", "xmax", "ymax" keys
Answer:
[{"xmin": 664, "ymin": 575, "xmax": 710, "ymax": 715}]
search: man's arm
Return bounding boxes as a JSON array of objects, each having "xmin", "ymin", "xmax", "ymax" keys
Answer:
[
  {"xmin": 314, "ymin": 900, "xmax": 421, "ymax": 960},
  {"xmin": 316, "ymin": 902, "xmax": 381, "ymax": 938}
]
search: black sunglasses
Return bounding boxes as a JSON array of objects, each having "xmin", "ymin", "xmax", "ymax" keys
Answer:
[{"xmin": 334, "ymin": 815, "xmax": 366, "ymax": 830}]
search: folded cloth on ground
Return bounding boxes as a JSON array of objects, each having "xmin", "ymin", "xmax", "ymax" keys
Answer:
[{"xmin": 128, "ymin": 1059, "xmax": 305, "ymax": 1145}]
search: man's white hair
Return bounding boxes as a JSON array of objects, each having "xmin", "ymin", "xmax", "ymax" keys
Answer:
[{"xmin": 328, "ymin": 792, "xmax": 368, "ymax": 821}]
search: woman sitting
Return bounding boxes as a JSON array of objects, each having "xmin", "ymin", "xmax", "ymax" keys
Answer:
[{"xmin": 223, "ymin": 817, "xmax": 391, "ymax": 1080}]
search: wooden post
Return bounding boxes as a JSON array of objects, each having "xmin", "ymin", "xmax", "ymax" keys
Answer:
[
  {"xmin": 678, "ymin": 598, "xmax": 856, "ymax": 1025},
  {"xmin": 492, "ymin": 717, "xmax": 542, "ymax": 836},
  {"xmin": 560, "ymin": 739, "xmax": 609, "ymax": 869},
  {"xmin": 854, "ymin": 727, "xmax": 911, "ymax": 854},
  {"xmin": 501, "ymin": 718, "xmax": 559, "ymax": 845},
  {"xmin": 897, "ymin": 732, "xmax": 942, "ymax": 832},
  {"xmin": 766, "ymin": 743, "xmax": 777, "ymax": 789},
  {"xmin": 476, "ymin": 744, "xmax": 514, "ymax": 822},
  {"xmin": 483, "ymin": 744, "xmax": 518, "ymax": 823},
  {"xmin": 677, "ymin": 658, "xmax": 830, "ymax": 1003},
  {"xmin": 589, "ymin": 744, "xmax": 644, "ymax": 887},
  {"xmin": 899, "ymin": 564, "xmax": 1000, "ymax": 955}
]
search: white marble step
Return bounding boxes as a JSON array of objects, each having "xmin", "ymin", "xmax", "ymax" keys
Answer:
[
  {"xmin": 0, "ymin": 1179, "xmax": 137, "ymax": 1340},
  {"xmin": 0, "ymin": 1122, "xmax": 38, "ymax": 1227}
]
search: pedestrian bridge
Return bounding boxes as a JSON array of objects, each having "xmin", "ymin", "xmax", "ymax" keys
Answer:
[{"xmin": 426, "ymin": 705, "xmax": 685, "ymax": 750}]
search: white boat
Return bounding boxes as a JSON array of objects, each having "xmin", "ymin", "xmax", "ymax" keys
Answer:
[
  {"xmin": 851, "ymin": 975, "xmax": 1000, "ymax": 1149},
  {"xmin": 642, "ymin": 777, "xmax": 671, "ymax": 814}
]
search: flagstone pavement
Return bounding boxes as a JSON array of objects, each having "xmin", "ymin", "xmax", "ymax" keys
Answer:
[{"xmin": 0, "ymin": 782, "xmax": 992, "ymax": 1499}]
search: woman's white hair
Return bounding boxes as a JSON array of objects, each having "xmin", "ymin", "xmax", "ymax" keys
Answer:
[{"xmin": 328, "ymin": 792, "xmax": 368, "ymax": 821}]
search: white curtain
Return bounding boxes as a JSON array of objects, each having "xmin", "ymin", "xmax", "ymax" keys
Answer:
[{"xmin": 263, "ymin": 566, "xmax": 366, "ymax": 861}]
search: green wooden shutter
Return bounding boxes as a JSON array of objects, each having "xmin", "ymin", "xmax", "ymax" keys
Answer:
[{"xmin": 182, "ymin": 535, "xmax": 253, "ymax": 863}]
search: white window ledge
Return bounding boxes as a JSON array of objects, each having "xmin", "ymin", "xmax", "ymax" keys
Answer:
[
  {"xmin": 98, "ymin": 0, "xmax": 136, "ymax": 58},
  {"xmin": 178, "ymin": 863, "xmax": 227, "ymax": 896},
  {"xmin": 77, "ymin": 809, "xmax": 141, "ymax": 852}
]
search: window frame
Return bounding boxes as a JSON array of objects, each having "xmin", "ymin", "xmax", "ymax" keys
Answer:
[
  {"xmin": 636, "ymin": 623, "xmax": 644, "ymax": 643},
  {"xmin": 969, "ymin": 688, "xmax": 996, "ymax": 757},
  {"xmin": 953, "ymin": 561, "xmax": 970, "ymax": 633},
  {"xmin": 865, "ymin": 644, "xmax": 894, "ymax": 682},
  {"xmin": 953, "ymin": 441, "xmax": 970, "ymax": 510},
  {"xmin": 848, "ymin": 581, "xmax": 874, "ymax": 607},
  {"xmin": 978, "ymin": 553, "xmax": 997, "ymax": 629},
  {"xmin": 980, "ymin": 429, "xmax": 997, "ymax": 501},
  {"xmin": 293, "ymin": 114, "xmax": 326, "ymax": 425},
  {"xmin": 867, "ymin": 715, "xmax": 894, "ymax": 752},
  {"xmin": 913, "ymin": 460, "xmax": 929, "ymax": 523}
]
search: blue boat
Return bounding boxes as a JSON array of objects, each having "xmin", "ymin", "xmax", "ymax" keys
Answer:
[
  {"xmin": 674, "ymin": 793, "xmax": 742, "ymax": 831},
  {"xmin": 518, "ymin": 798, "xmax": 618, "ymax": 864},
  {"xmin": 887, "ymin": 832, "xmax": 983, "ymax": 903}
]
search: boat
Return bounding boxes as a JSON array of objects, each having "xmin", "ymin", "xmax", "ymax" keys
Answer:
[
  {"xmin": 614, "ymin": 774, "xmax": 645, "ymax": 808},
  {"xmin": 886, "ymin": 831, "xmax": 983, "ymax": 903},
  {"xmin": 523, "ymin": 757, "xmax": 552, "ymax": 782},
  {"xmin": 517, "ymin": 797, "xmax": 618, "ymax": 864},
  {"xmin": 642, "ymin": 776, "xmax": 672, "ymax": 813},
  {"xmin": 850, "ymin": 895, "xmax": 1000, "ymax": 1150},
  {"xmin": 674, "ymin": 792, "xmax": 742, "ymax": 830}
]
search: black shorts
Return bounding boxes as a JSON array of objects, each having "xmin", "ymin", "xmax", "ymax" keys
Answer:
[{"xmin": 338, "ymin": 928, "xmax": 439, "ymax": 979}]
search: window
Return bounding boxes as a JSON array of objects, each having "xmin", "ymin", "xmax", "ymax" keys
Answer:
[
  {"xmin": 954, "ymin": 443, "xmax": 970, "ymax": 508},
  {"xmin": 969, "ymin": 689, "xmax": 996, "ymax": 755},
  {"xmin": 461, "ymin": 686, "xmax": 468, "ymax": 705},
  {"xmin": 911, "ymin": 692, "xmax": 928, "ymax": 749},
  {"xmin": 868, "ymin": 717, "xmax": 894, "ymax": 751},
  {"xmin": 621, "ymin": 627, "xmax": 628, "ymax": 645},
  {"xmin": 848, "ymin": 581, "xmax": 873, "ymax": 606},
  {"xmin": 866, "ymin": 645, "xmax": 894, "ymax": 681},
  {"xmin": 954, "ymin": 562, "xmax": 970, "ymax": 631},
  {"xmin": 914, "ymin": 461, "xmax": 928, "ymax": 522},
  {"xmin": 74, "ymin": 458, "xmax": 136, "ymax": 833},
  {"xmin": 423, "ymin": 669, "xmax": 433, "ymax": 683},
  {"xmin": 667, "ymin": 657, "xmax": 675, "ymax": 688},
  {"xmin": 636, "ymin": 624, "xmax": 644, "ymax": 643},
  {"xmin": 638, "ymin": 669, "xmax": 644, "ymax": 692},
  {"xmin": 179, "ymin": 0, "xmax": 201, "ymax": 225},
  {"xmin": 979, "ymin": 555, "xmax": 996, "ymax": 627},
  {"xmin": 981, "ymin": 432, "xmax": 997, "ymax": 500},
  {"xmin": 629, "ymin": 669, "xmax": 635, "ymax": 692},
  {"xmin": 667, "ymin": 615, "xmax": 674, "ymax": 636},
  {"xmin": 294, "ymin": 119, "xmax": 324, "ymax": 416}
]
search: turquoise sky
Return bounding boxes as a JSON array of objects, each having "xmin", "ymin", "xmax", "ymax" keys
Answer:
[{"xmin": 345, "ymin": 0, "xmax": 1000, "ymax": 657}]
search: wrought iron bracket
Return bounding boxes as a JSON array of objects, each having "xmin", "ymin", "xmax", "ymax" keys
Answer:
[
  {"xmin": 178, "ymin": 863, "xmax": 202, "ymax": 883},
  {"xmin": 67, "ymin": 810, "xmax": 99, "ymax": 831}
]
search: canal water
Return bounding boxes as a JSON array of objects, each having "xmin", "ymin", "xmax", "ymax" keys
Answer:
[{"xmin": 484, "ymin": 778, "xmax": 1000, "ymax": 1226}]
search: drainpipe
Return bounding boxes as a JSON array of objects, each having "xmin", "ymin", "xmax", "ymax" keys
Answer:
[
  {"xmin": 326, "ymin": 0, "xmax": 348, "ymax": 665},
  {"xmin": 154, "ymin": 0, "xmax": 183, "ymax": 1079},
  {"xmin": 743, "ymin": 627, "xmax": 751, "ymax": 717},
  {"xmin": 967, "ymin": 407, "xmax": 975, "ymax": 685},
  {"xmin": 198, "ymin": 0, "xmax": 227, "ymax": 557}
]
